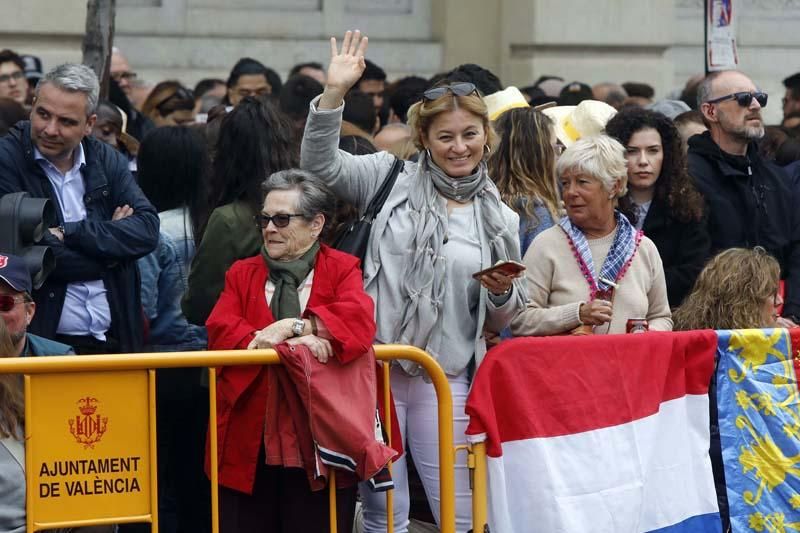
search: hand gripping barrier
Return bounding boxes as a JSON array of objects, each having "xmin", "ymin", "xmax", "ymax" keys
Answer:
[{"xmin": 0, "ymin": 345, "xmax": 456, "ymax": 533}]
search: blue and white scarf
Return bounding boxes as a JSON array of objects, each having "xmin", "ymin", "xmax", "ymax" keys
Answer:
[{"xmin": 558, "ymin": 211, "xmax": 642, "ymax": 298}]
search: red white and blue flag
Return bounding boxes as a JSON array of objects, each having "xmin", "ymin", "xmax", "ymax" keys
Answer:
[{"xmin": 466, "ymin": 331, "xmax": 722, "ymax": 533}]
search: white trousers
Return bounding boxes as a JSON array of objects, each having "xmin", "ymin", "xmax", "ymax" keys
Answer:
[{"xmin": 359, "ymin": 366, "xmax": 473, "ymax": 533}]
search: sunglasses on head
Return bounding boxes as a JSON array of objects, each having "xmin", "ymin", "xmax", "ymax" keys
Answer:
[
  {"xmin": 0, "ymin": 294, "xmax": 25, "ymax": 313},
  {"xmin": 254, "ymin": 213, "xmax": 304, "ymax": 229},
  {"xmin": 705, "ymin": 91, "xmax": 768, "ymax": 108},
  {"xmin": 422, "ymin": 82, "xmax": 478, "ymax": 102}
]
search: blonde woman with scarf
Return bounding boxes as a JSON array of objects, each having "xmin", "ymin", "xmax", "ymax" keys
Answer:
[{"xmin": 300, "ymin": 31, "xmax": 526, "ymax": 532}]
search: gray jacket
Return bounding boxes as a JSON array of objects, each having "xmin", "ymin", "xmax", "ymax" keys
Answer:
[
  {"xmin": 301, "ymin": 98, "xmax": 525, "ymax": 375},
  {"xmin": 0, "ymin": 436, "xmax": 25, "ymax": 533}
]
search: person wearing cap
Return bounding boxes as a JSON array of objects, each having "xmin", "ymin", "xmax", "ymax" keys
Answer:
[
  {"xmin": 0, "ymin": 63, "xmax": 159, "ymax": 355},
  {"xmin": 0, "ymin": 253, "xmax": 73, "ymax": 357},
  {"xmin": 510, "ymin": 134, "xmax": 672, "ymax": 336},
  {"xmin": 0, "ymin": 255, "xmax": 116, "ymax": 533},
  {"xmin": 20, "ymin": 54, "xmax": 42, "ymax": 106},
  {"xmin": 0, "ymin": 49, "xmax": 29, "ymax": 108},
  {"xmin": 689, "ymin": 70, "xmax": 800, "ymax": 328}
]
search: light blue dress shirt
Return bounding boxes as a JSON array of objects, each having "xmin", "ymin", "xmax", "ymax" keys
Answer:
[{"xmin": 34, "ymin": 144, "xmax": 111, "ymax": 340}]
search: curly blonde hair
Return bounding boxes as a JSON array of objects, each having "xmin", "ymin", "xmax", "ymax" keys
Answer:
[
  {"xmin": 406, "ymin": 85, "xmax": 497, "ymax": 153},
  {"xmin": 673, "ymin": 248, "xmax": 780, "ymax": 330}
]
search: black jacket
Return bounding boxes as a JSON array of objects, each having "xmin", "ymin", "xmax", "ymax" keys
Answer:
[
  {"xmin": 687, "ymin": 130, "xmax": 800, "ymax": 316},
  {"xmin": 640, "ymin": 196, "xmax": 711, "ymax": 308},
  {"xmin": 0, "ymin": 121, "xmax": 160, "ymax": 352}
]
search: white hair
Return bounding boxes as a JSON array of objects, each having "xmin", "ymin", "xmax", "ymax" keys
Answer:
[{"xmin": 556, "ymin": 134, "xmax": 628, "ymax": 197}]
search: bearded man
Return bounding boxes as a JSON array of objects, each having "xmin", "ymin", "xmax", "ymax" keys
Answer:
[{"xmin": 689, "ymin": 70, "xmax": 800, "ymax": 323}]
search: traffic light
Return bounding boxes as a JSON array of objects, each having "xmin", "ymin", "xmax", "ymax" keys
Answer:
[{"xmin": 0, "ymin": 192, "xmax": 56, "ymax": 289}]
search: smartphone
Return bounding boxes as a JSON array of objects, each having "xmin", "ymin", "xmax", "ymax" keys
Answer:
[{"xmin": 472, "ymin": 261, "xmax": 527, "ymax": 280}]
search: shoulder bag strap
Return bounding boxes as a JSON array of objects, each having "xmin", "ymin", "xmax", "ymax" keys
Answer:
[{"xmin": 362, "ymin": 158, "xmax": 404, "ymax": 223}]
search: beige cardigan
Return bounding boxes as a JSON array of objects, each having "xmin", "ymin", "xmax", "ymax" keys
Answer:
[{"xmin": 510, "ymin": 225, "xmax": 673, "ymax": 336}]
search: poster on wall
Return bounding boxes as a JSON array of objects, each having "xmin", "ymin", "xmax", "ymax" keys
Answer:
[{"xmin": 706, "ymin": 0, "xmax": 738, "ymax": 71}]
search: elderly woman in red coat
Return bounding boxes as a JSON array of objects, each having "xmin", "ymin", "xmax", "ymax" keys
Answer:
[{"xmin": 206, "ymin": 168, "xmax": 385, "ymax": 533}]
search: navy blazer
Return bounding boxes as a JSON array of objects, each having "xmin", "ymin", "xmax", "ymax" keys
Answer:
[{"xmin": 0, "ymin": 121, "xmax": 159, "ymax": 352}]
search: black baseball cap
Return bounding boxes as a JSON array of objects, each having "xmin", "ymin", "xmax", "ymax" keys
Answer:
[{"xmin": 0, "ymin": 253, "xmax": 32, "ymax": 294}]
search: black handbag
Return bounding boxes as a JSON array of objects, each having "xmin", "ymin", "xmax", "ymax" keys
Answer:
[{"xmin": 333, "ymin": 157, "xmax": 404, "ymax": 264}]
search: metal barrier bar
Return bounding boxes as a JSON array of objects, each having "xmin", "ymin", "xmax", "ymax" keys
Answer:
[
  {"xmin": 328, "ymin": 469, "xmax": 338, "ymax": 533},
  {"xmin": 470, "ymin": 442, "xmax": 488, "ymax": 532},
  {"xmin": 382, "ymin": 361, "xmax": 394, "ymax": 533},
  {"xmin": 208, "ymin": 367, "xmax": 219, "ymax": 533},
  {"xmin": 0, "ymin": 345, "xmax": 455, "ymax": 533},
  {"xmin": 24, "ymin": 375, "xmax": 33, "ymax": 533},
  {"xmin": 148, "ymin": 370, "xmax": 160, "ymax": 533}
]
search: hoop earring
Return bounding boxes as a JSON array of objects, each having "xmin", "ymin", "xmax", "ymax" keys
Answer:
[
  {"xmin": 483, "ymin": 145, "xmax": 491, "ymax": 157},
  {"xmin": 426, "ymin": 148, "xmax": 433, "ymax": 161}
]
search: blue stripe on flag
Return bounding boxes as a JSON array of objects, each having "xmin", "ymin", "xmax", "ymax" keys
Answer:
[{"xmin": 646, "ymin": 512, "xmax": 722, "ymax": 533}]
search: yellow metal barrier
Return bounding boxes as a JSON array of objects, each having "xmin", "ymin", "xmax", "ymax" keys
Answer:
[
  {"xmin": 469, "ymin": 441, "xmax": 488, "ymax": 533},
  {"xmin": 0, "ymin": 344, "xmax": 455, "ymax": 533}
]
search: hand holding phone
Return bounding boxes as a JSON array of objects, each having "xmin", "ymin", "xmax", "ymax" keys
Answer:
[
  {"xmin": 472, "ymin": 261, "xmax": 526, "ymax": 280},
  {"xmin": 473, "ymin": 261, "xmax": 526, "ymax": 296}
]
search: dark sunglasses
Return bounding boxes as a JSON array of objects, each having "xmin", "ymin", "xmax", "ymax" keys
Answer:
[
  {"xmin": 705, "ymin": 91, "xmax": 768, "ymax": 108},
  {"xmin": 422, "ymin": 82, "xmax": 478, "ymax": 101},
  {"xmin": 254, "ymin": 213, "xmax": 304, "ymax": 229},
  {"xmin": 0, "ymin": 294, "xmax": 25, "ymax": 313}
]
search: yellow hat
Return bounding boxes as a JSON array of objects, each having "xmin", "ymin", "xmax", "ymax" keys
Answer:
[
  {"xmin": 542, "ymin": 100, "xmax": 617, "ymax": 147},
  {"xmin": 484, "ymin": 87, "xmax": 530, "ymax": 121}
]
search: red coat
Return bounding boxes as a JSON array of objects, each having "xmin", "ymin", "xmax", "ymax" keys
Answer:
[{"xmin": 206, "ymin": 245, "xmax": 378, "ymax": 494}]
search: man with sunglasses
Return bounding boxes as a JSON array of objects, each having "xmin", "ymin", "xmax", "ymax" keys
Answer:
[
  {"xmin": 0, "ymin": 253, "xmax": 73, "ymax": 357},
  {"xmin": 689, "ymin": 70, "xmax": 800, "ymax": 325}
]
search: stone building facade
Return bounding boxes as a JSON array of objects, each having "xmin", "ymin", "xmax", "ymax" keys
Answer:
[{"xmin": 2, "ymin": 0, "xmax": 798, "ymax": 123}]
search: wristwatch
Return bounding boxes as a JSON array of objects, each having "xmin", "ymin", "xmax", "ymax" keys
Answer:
[{"xmin": 291, "ymin": 318, "xmax": 305, "ymax": 337}]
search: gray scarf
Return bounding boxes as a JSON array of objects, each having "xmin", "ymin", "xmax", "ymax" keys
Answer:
[{"xmin": 391, "ymin": 151, "xmax": 522, "ymax": 352}]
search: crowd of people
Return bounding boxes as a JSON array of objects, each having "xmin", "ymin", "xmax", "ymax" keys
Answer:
[{"xmin": 0, "ymin": 28, "xmax": 799, "ymax": 533}]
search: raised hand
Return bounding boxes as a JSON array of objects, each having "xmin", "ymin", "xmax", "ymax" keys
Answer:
[{"xmin": 319, "ymin": 30, "xmax": 369, "ymax": 109}]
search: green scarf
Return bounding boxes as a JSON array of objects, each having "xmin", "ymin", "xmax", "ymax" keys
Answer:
[{"xmin": 261, "ymin": 241, "xmax": 320, "ymax": 320}]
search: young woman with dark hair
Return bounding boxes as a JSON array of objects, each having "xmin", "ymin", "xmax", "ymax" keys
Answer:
[
  {"xmin": 605, "ymin": 107, "xmax": 711, "ymax": 307},
  {"xmin": 138, "ymin": 126, "xmax": 208, "ymax": 262},
  {"xmin": 184, "ymin": 95, "xmax": 298, "ymax": 326},
  {"xmin": 137, "ymin": 126, "xmax": 211, "ymax": 533}
]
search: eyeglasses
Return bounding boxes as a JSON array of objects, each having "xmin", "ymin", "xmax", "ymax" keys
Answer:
[
  {"xmin": 254, "ymin": 213, "xmax": 304, "ymax": 229},
  {"xmin": 111, "ymin": 71, "xmax": 138, "ymax": 82},
  {"xmin": 0, "ymin": 71, "xmax": 25, "ymax": 85},
  {"xmin": 0, "ymin": 294, "xmax": 25, "ymax": 312},
  {"xmin": 705, "ymin": 91, "xmax": 768, "ymax": 108},
  {"xmin": 422, "ymin": 82, "xmax": 478, "ymax": 101}
]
